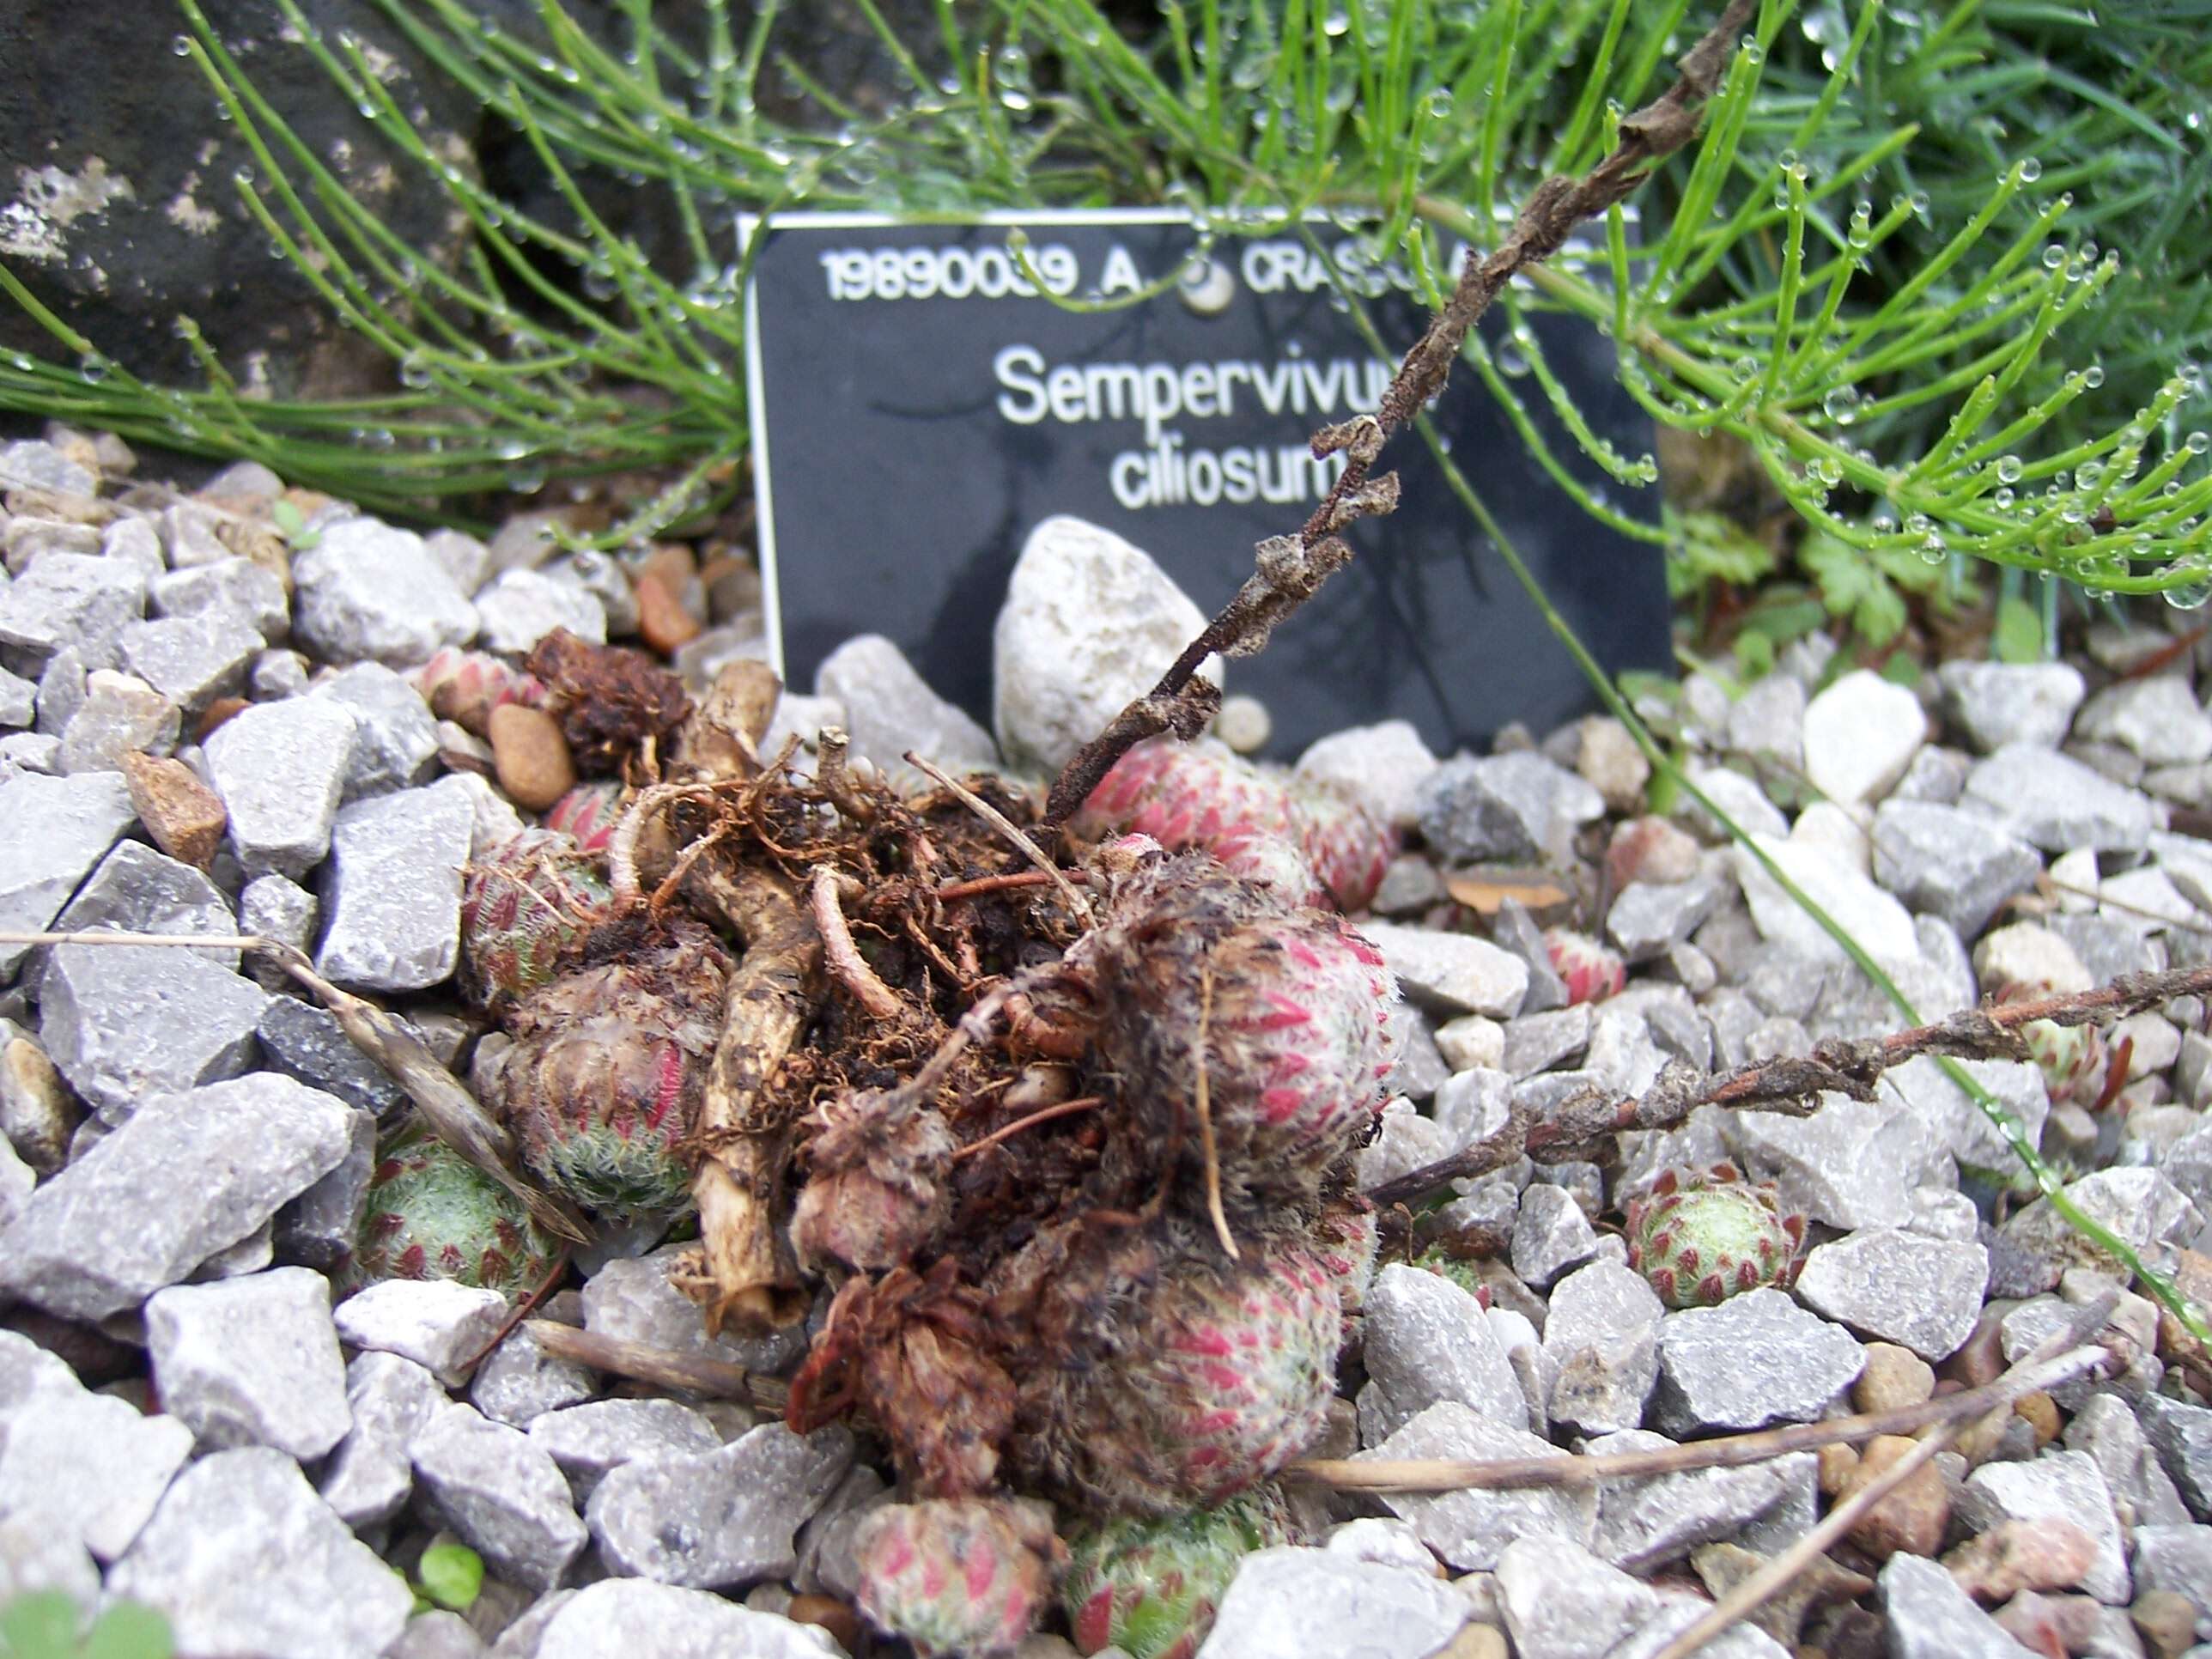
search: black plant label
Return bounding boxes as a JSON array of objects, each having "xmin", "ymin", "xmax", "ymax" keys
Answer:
[{"xmin": 742, "ymin": 209, "xmax": 1668, "ymax": 757}]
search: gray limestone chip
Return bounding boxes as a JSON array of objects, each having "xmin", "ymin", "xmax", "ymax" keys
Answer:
[
  {"xmin": 0, "ymin": 770, "xmax": 136, "ymax": 976},
  {"xmin": 1872, "ymin": 800, "xmax": 2044, "ymax": 939},
  {"xmin": 2076, "ymin": 674, "xmax": 2212, "ymax": 765},
  {"xmin": 1607, "ymin": 871, "xmax": 1729, "ymax": 963},
  {"xmin": 1195, "ymin": 1547, "xmax": 1470, "ymax": 1659},
  {"xmin": 470, "ymin": 1310, "xmax": 601, "ymax": 1429},
  {"xmin": 1502, "ymin": 1006, "xmax": 1591, "ymax": 1080},
  {"xmin": 1415, "ymin": 750, "xmax": 1605, "ymax": 865},
  {"xmin": 0, "ymin": 664, "xmax": 33, "ymax": 727},
  {"xmin": 1543, "ymin": 1260, "xmax": 1663, "ymax": 1437},
  {"xmin": 1960, "ymin": 743, "xmax": 2154, "ymax": 854},
  {"xmin": 108, "ymin": 1447, "xmax": 413, "ymax": 1659},
  {"xmin": 1959, "ymin": 1450, "xmax": 2130, "ymax": 1605},
  {"xmin": 585, "ymin": 1421, "xmax": 854, "ymax": 1589},
  {"xmin": 2000, "ymin": 1167, "xmax": 2202, "ymax": 1283},
  {"xmin": 1727, "ymin": 1093, "xmax": 1936, "ymax": 1231},
  {"xmin": 1939, "ymin": 661, "xmax": 2087, "ymax": 753},
  {"xmin": 2132, "ymin": 1524, "xmax": 2212, "ymax": 1613},
  {"xmin": 0, "ymin": 1073, "xmax": 356, "ymax": 1320},
  {"xmin": 33, "ymin": 647, "xmax": 85, "ymax": 737},
  {"xmin": 149, "ymin": 556, "xmax": 289, "ymax": 641},
  {"xmin": 1794, "ymin": 1229, "xmax": 1990, "ymax": 1361},
  {"xmin": 238, "ymin": 873, "xmax": 317, "ymax": 981},
  {"xmin": 271, "ymin": 1105, "xmax": 376, "ymax": 1271},
  {"xmin": 583, "ymin": 1245, "xmax": 809, "ymax": 1380},
  {"xmin": 308, "ymin": 660, "xmax": 441, "ymax": 796},
  {"xmin": 1357, "ymin": 920, "xmax": 1529, "ymax": 1019},
  {"xmin": 527, "ymin": 1398, "xmax": 720, "ymax": 1502},
  {"xmin": 0, "ymin": 551, "xmax": 144, "ymax": 672},
  {"xmin": 814, "ymin": 632, "xmax": 998, "ymax": 791},
  {"xmin": 293, "ymin": 516, "xmax": 478, "ymax": 668},
  {"xmin": 202, "ymin": 695, "xmax": 360, "ymax": 876},
  {"xmin": 1356, "ymin": 1264, "xmax": 1527, "ymax": 1443},
  {"xmin": 145, "ymin": 1267, "xmax": 351, "ymax": 1460},
  {"xmin": 1588, "ymin": 1428, "xmax": 1796, "ymax": 1573},
  {"xmin": 1653, "ymin": 1288, "xmax": 1866, "ymax": 1435},
  {"xmin": 1880, "ymin": 1056, "xmax": 2050, "ymax": 1184},
  {"xmin": 315, "ymin": 778, "xmax": 474, "ymax": 991},
  {"xmin": 1880, "ymin": 1550, "xmax": 2039, "ymax": 1659},
  {"xmin": 38, "ymin": 942, "xmax": 268, "ymax": 1123},
  {"xmin": 2141, "ymin": 1393, "xmax": 2212, "ymax": 1520},
  {"xmin": 118, "ymin": 612, "xmax": 260, "ymax": 710},
  {"xmin": 1498, "ymin": 1536, "xmax": 1656, "ymax": 1659},
  {"xmin": 0, "ymin": 440, "xmax": 96, "ymax": 496},
  {"xmin": 1509, "ymin": 1182, "xmax": 1601, "ymax": 1290},
  {"xmin": 0, "ymin": 732, "xmax": 55, "ymax": 778},
  {"xmin": 319, "ymin": 1351, "xmax": 451, "ymax": 1529},
  {"xmin": 528, "ymin": 1580, "xmax": 845, "ymax": 1659},
  {"xmin": 386, "ymin": 1612, "xmax": 489, "ymax": 1659},
  {"xmin": 472, "ymin": 568, "xmax": 606, "ymax": 656},
  {"xmin": 333, "ymin": 1279, "xmax": 508, "ymax": 1389},
  {"xmin": 33, "ymin": 839, "xmax": 238, "ymax": 1001},
  {"xmin": 56, "ymin": 669, "xmax": 179, "ymax": 774},
  {"xmin": 256, "ymin": 994, "xmax": 408, "ymax": 1117},
  {"xmin": 2062, "ymin": 1394, "xmax": 2194, "ymax": 1530},
  {"xmin": 412, "ymin": 1403, "xmax": 588, "ymax": 1593},
  {"xmin": 1356, "ymin": 1401, "xmax": 1595, "ymax": 1571},
  {"xmin": 0, "ymin": 1517, "xmax": 100, "ymax": 1607},
  {"xmin": 0, "ymin": 1380, "xmax": 195, "ymax": 1563},
  {"xmin": 1489, "ymin": 896, "xmax": 1569, "ymax": 1012}
]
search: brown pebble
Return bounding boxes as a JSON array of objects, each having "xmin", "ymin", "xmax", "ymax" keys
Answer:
[
  {"xmin": 2132, "ymin": 1589, "xmax": 2200, "ymax": 1659},
  {"xmin": 632, "ymin": 542, "xmax": 696, "ymax": 593},
  {"xmin": 1838, "ymin": 1435, "xmax": 1948, "ymax": 1559},
  {"xmin": 1943, "ymin": 1516, "xmax": 2098, "ymax": 1601},
  {"xmin": 1433, "ymin": 1626, "xmax": 1508, "ymax": 1659},
  {"xmin": 119, "ymin": 750, "xmax": 228, "ymax": 868},
  {"xmin": 1817, "ymin": 1443, "xmax": 1860, "ymax": 1496},
  {"xmin": 1941, "ymin": 1304, "xmax": 2012, "ymax": 1389},
  {"xmin": 1851, "ymin": 1343, "xmax": 1936, "ymax": 1414},
  {"xmin": 489, "ymin": 702, "xmax": 577, "ymax": 811},
  {"xmin": 194, "ymin": 696, "xmax": 252, "ymax": 742},
  {"xmin": 635, "ymin": 572, "xmax": 702, "ymax": 654},
  {"xmin": 786, "ymin": 1594, "xmax": 860, "ymax": 1652},
  {"xmin": 2013, "ymin": 1389, "xmax": 2061, "ymax": 1447}
]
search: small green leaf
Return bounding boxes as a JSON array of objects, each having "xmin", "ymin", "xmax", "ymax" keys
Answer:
[
  {"xmin": 0, "ymin": 1593, "xmax": 82, "ymax": 1659},
  {"xmin": 1993, "ymin": 594, "xmax": 2045, "ymax": 664},
  {"xmin": 269, "ymin": 497, "xmax": 305, "ymax": 540},
  {"xmin": 79, "ymin": 1603, "xmax": 173, "ymax": 1659},
  {"xmin": 416, "ymin": 1543, "xmax": 485, "ymax": 1613},
  {"xmin": 1731, "ymin": 628, "xmax": 1776, "ymax": 680},
  {"xmin": 1878, "ymin": 653, "xmax": 1924, "ymax": 690}
]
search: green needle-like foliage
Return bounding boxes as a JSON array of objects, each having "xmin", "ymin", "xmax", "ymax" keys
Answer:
[{"xmin": 0, "ymin": 0, "xmax": 2203, "ymax": 584}]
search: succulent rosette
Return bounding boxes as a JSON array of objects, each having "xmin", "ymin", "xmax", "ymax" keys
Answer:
[
  {"xmin": 347, "ymin": 1127, "xmax": 560, "ymax": 1299},
  {"xmin": 1544, "ymin": 927, "xmax": 1626, "ymax": 1006},
  {"xmin": 1625, "ymin": 1162, "xmax": 1806, "ymax": 1310},
  {"xmin": 1063, "ymin": 1488, "xmax": 1293, "ymax": 1659},
  {"xmin": 852, "ymin": 1497, "xmax": 1063, "ymax": 1659},
  {"xmin": 479, "ymin": 929, "xmax": 729, "ymax": 1216},
  {"xmin": 457, "ymin": 828, "xmax": 611, "ymax": 1011}
]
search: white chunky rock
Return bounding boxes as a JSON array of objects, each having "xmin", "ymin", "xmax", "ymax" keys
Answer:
[
  {"xmin": 993, "ymin": 515, "xmax": 1212, "ymax": 775},
  {"xmin": 1802, "ymin": 669, "xmax": 1926, "ymax": 806}
]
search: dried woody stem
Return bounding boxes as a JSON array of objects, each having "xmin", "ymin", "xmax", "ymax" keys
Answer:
[
  {"xmin": 1366, "ymin": 962, "xmax": 2212, "ymax": 1210},
  {"xmin": 1039, "ymin": 0, "xmax": 1758, "ymax": 832},
  {"xmin": 1644, "ymin": 1294, "xmax": 2121, "ymax": 1659},
  {"xmin": 1295, "ymin": 1307, "xmax": 2119, "ymax": 1493},
  {"xmin": 684, "ymin": 863, "xmax": 823, "ymax": 1332},
  {"xmin": 521, "ymin": 1320, "xmax": 790, "ymax": 1411}
]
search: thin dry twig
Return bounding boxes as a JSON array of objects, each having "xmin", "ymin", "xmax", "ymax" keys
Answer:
[
  {"xmin": 1369, "ymin": 963, "xmax": 2212, "ymax": 1208},
  {"xmin": 1193, "ymin": 967, "xmax": 1238, "ymax": 1261},
  {"xmin": 810, "ymin": 865, "xmax": 907, "ymax": 1022},
  {"xmin": 1644, "ymin": 1297, "xmax": 2120, "ymax": 1659},
  {"xmin": 904, "ymin": 750, "xmax": 1095, "ymax": 926},
  {"xmin": 1039, "ymin": 0, "xmax": 1757, "ymax": 831},
  {"xmin": 521, "ymin": 1320, "xmax": 789, "ymax": 1410},
  {"xmin": 951, "ymin": 1095, "xmax": 1105, "ymax": 1162},
  {"xmin": 1295, "ymin": 1327, "xmax": 2118, "ymax": 1492}
]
